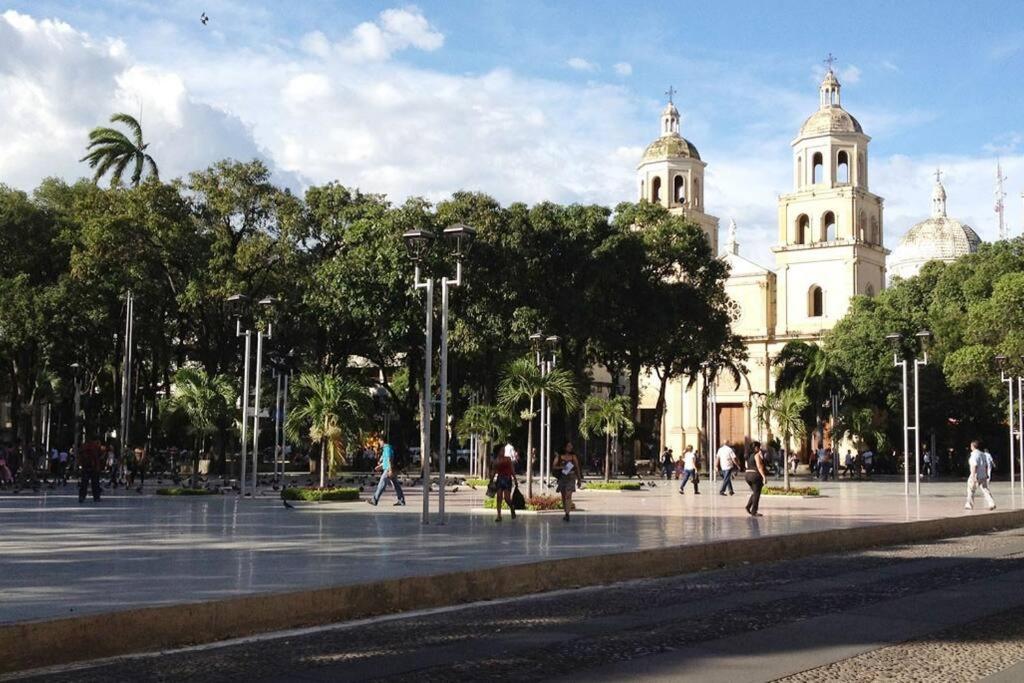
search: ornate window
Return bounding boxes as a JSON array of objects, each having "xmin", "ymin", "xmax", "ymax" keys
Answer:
[
  {"xmin": 674, "ymin": 175, "xmax": 686, "ymax": 204},
  {"xmin": 692, "ymin": 178, "xmax": 700, "ymax": 209},
  {"xmin": 652, "ymin": 176, "xmax": 662, "ymax": 203},
  {"xmin": 813, "ymin": 152, "xmax": 824, "ymax": 184},
  {"xmin": 726, "ymin": 298, "xmax": 742, "ymax": 322},
  {"xmin": 808, "ymin": 286, "xmax": 824, "ymax": 317}
]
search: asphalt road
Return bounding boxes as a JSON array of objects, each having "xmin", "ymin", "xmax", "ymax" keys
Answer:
[{"xmin": 14, "ymin": 526, "xmax": 1024, "ymax": 682}]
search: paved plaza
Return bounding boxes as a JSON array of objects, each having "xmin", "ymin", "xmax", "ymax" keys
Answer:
[{"xmin": 2, "ymin": 477, "xmax": 1021, "ymax": 626}]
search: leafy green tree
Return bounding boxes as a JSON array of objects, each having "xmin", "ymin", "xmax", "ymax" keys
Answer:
[
  {"xmin": 162, "ymin": 366, "xmax": 235, "ymax": 487},
  {"xmin": 81, "ymin": 113, "xmax": 159, "ymax": 187},
  {"xmin": 579, "ymin": 394, "xmax": 635, "ymax": 481},
  {"xmin": 286, "ymin": 373, "xmax": 369, "ymax": 487},
  {"xmin": 774, "ymin": 340, "xmax": 844, "ymax": 454},
  {"xmin": 498, "ymin": 356, "xmax": 580, "ymax": 496}
]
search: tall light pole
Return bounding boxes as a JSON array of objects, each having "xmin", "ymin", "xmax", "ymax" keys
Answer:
[
  {"xmin": 251, "ymin": 297, "xmax": 276, "ymax": 493},
  {"xmin": 530, "ymin": 333, "xmax": 545, "ymax": 492},
  {"xmin": 71, "ymin": 363, "xmax": 82, "ymax": 468},
  {"xmin": 887, "ymin": 330, "xmax": 931, "ymax": 496},
  {"xmin": 404, "ymin": 224, "xmax": 475, "ymax": 525},
  {"xmin": 996, "ymin": 355, "xmax": 1018, "ymax": 491},
  {"xmin": 544, "ymin": 335, "xmax": 560, "ymax": 485},
  {"xmin": 228, "ymin": 294, "xmax": 252, "ymax": 497}
]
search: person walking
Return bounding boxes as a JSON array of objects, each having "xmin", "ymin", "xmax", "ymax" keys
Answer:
[
  {"xmin": 716, "ymin": 442, "xmax": 738, "ymax": 496},
  {"xmin": 661, "ymin": 448, "xmax": 674, "ymax": 480},
  {"xmin": 492, "ymin": 446, "xmax": 518, "ymax": 522},
  {"xmin": 678, "ymin": 445, "xmax": 700, "ymax": 494},
  {"xmin": 553, "ymin": 442, "xmax": 583, "ymax": 522},
  {"xmin": 78, "ymin": 440, "xmax": 102, "ymax": 503},
  {"xmin": 367, "ymin": 443, "xmax": 405, "ymax": 507},
  {"xmin": 965, "ymin": 440, "xmax": 996, "ymax": 511},
  {"xmin": 922, "ymin": 446, "xmax": 933, "ymax": 479},
  {"xmin": 861, "ymin": 448, "xmax": 874, "ymax": 479},
  {"xmin": 745, "ymin": 441, "xmax": 768, "ymax": 516}
]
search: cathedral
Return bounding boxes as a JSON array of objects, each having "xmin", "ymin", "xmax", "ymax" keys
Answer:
[{"xmin": 638, "ymin": 65, "xmax": 890, "ymax": 455}]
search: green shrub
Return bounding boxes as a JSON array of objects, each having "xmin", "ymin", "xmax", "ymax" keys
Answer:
[
  {"xmin": 156, "ymin": 487, "xmax": 216, "ymax": 496},
  {"xmin": 763, "ymin": 486, "xmax": 820, "ymax": 497},
  {"xmin": 281, "ymin": 487, "xmax": 361, "ymax": 502},
  {"xmin": 483, "ymin": 494, "xmax": 575, "ymax": 511},
  {"xmin": 464, "ymin": 478, "xmax": 490, "ymax": 487},
  {"xmin": 582, "ymin": 481, "xmax": 642, "ymax": 491}
]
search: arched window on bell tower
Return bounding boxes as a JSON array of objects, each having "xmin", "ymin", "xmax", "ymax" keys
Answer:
[
  {"xmin": 837, "ymin": 151, "xmax": 849, "ymax": 184},
  {"xmin": 812, "ymin": 153, "xmax": 824, "ymax": 184},
  {"xmin": 808, "ymin": 286, "xmax": 824, "ymax": 317},
  {"xmin": 823, "ymin": 211, "xmax": 836, "ymax": 241},
  {"xmin": 692, "ymin": 178, "xmax": 700, "ymax": 209},
  {"xmin": 796, "ymin": 214, "xmax": 810, "ymax": 244},
  {"xmin": 651, "ymin": 176, "xmax": 662, "ymax": 203},
  {"xmin": 674, "ymin": 175, "xmax": 686, "ymax": 205}
]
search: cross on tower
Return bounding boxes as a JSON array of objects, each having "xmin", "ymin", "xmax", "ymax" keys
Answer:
[
  {"xmin": 665, "ymin": 85, "xmax": 676, "ymax": 104},
  {"xmin": 823, "ymin": 53, "xmax": 837, "ymax": 71},
  {"xmin": 934, "ymin": 168, "xmax": 943, "ymax": 184}
]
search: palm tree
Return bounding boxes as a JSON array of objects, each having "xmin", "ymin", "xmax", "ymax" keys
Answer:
[
  {"xmin": 286, "ymin": 373, "xmax": 369, "ymax": 488},
  {"xmin": 456, "ymin": 404, "xmax": 515, "ymax": 478},
  {"xmin": 498, "ymin": 356, "xmax": 580, "ymax": 497},
  {"xmin": 774, "ymin": 341, "xmax": 843, "ymax": 455},
  {"xmin": 163, "ymin": 366, "xmax": 235, "ymax": 488},
  {"xmin": 756, "ymin": 388, "xmax": 807, "ymax": 491},
  {"xmin": 81, "ymin": 113, "xmax": 159, "ymax": 187},
  {"xmin": 579, "ymin": 395, "xmax": 635, "ymax": 482}
]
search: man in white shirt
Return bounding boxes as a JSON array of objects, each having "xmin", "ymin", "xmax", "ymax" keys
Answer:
[
  {"xmin": 965, "ymin": 440, "xmax": 996, "ymax": 511},
  {"xmin": 716, "ymin": 443, "xmax": 738, "ymax": 496},
  {"xmin": 678, "ymin": 445, "xmax": 700, "ymax": 494}
]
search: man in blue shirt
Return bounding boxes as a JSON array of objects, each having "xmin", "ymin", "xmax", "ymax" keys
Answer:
[{"xmin": 368, "ymin": 443, "xmax": 405, "ymax": 506}]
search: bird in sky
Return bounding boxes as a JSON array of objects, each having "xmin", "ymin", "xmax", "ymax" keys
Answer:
[{"xmin": 200, "ymin": 12, "xmax": 209, "ymax": 25}]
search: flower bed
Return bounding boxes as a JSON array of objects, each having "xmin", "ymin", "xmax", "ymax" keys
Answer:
[
  {"xmin": 155, "ymin": 487, "xmax": 217, "ymax": 496},
  {"xmin": 582, "ymin": 481, "xmax": 643, "ymax": 491},
  {"xmin": 762, "ymin": 485, "xmax": 820, "ymax": 497},
  {"xmin": 281, "ymin": 487, "xmax": 361, "ymax": 502},
  {"xmin": 483, "ymin": 494, "xmax": 575, "ymax": 511}
]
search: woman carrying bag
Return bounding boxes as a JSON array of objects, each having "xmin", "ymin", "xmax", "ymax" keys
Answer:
[
  {"xmin": 553, "ymin": 442, "xmax": 582, "ymax": 522},
  {"xmin": 492, "ymin": 447, "xmax": 518, "ymax": 522}
]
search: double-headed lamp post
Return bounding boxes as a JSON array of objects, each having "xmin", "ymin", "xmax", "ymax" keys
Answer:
[
  {"xmin": 994, "ymin": 354, "xmax": 1024, "ymax": 495},
  {"xmin": 226, "ymin": 294, "xmax": 277, "ymax": 497},
  {"xmin": 403, "ymin": 223, "xmax": 476, "ymax": 525},
  {"xmin": 530, "ymin": 333, "xmax": 560, "ymax": 488},
  {"xmin": 886, "ymin": 330, "xmax": 932, "ymax": 496}
]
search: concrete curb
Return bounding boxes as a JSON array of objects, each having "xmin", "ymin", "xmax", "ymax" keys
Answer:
[{"xmin": 3, "ymin": 508, "xmax": 1022, "ymax": 675}]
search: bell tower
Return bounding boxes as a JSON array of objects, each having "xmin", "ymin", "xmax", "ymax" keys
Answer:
[
  {"xmin": 636, "ymin": 88, "xmax": 719, "ymax": 251},
  {"xmin": 773, "ymin": 59, "xmax": 887, "ymax": 336}
]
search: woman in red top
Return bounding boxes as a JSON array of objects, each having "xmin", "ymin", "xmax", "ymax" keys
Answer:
[{"xmin": 492, "ymin": 449, "xmax": 518, "ymax": 522}]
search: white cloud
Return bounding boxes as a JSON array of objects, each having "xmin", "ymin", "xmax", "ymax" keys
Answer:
[
  {"xmin": 881, "ymin": 60, "xmax": 900, "ymax": 72},
  {"xmin": 566, "ymin": 57, "xmax": 597, "ymax": 72},
  {"xmin": 613, "ymin": 62, "xmax": 632, "ymax": 77},
  {"xmin": 299, "ymin": 30, "xmax": 331, "ymax": 58},
  {"xmin": 840, "ymin": 65, "xmax": 862, "ymax": 85},
  {"xmin": 0, "ymin": 10, "xmax": 279, "ymax": 190},
  {"xmin": 338, "ymin": 6, "xmax": 443, "ymax": 62}
]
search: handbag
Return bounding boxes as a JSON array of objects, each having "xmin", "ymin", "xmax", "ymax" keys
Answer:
[
  {"xmin": 511, "ymin": 486, "xmax": 526, "ymax": 510},
  {"xmin": 485, "ymin": 477, "xmax": 497, "ymax": 498}
]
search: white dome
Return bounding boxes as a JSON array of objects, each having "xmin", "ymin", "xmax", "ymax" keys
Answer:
[{"xmin": 888, "ymin": 216, "xmax": 981, "ymax": 280}]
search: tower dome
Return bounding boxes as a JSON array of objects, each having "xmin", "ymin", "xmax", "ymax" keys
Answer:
[
  {"xmin": 799, "ymin": 68, "xmax": 863, "ymax": 137},
  {"xmin": 888, "ymin": 170, "xmax": 981, "ymax": 281},
  {"xmin": 641, "ymin": 100, "xmax": 701, "ymax": 162}
]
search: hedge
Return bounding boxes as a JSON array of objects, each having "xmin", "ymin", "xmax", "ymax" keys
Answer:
[
  {"xmin": 582, "ymin": 481, "xmax": 643, "ymax": 491},
  {"xmin": 155, "ymin": 487, "xmax": 217, "ymax": 496},
  {"xmin": 763, "ymin": 486, "xmax": 820, "ymax": 497},
  {"xmin": 281, "ymin": 487, "xmax": 361, "ymax": 502},
  {"xmin": 484, "ymin": 494, "xmax": 575, "ymax": 511}
]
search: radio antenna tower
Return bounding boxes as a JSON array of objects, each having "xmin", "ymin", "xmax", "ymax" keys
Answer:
[{"xmin": 995, "ymin": 160, "xmax": 1007, "ymax": 241}]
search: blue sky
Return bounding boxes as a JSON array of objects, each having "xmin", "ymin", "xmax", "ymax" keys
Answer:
[{"xmin": 3, "ymin": 1, "xmax": 1023, "ymax": 264}]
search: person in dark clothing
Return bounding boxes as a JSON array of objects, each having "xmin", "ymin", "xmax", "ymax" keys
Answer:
[
  {"xmin": 78, "ymin": 440, "xmax": 103, "ymax": 503},
  {"xmin": 745, "ymin": 441, "xmax": 767, "ymax": 517}
]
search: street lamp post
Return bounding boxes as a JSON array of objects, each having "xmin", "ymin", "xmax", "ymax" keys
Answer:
[
  {"xmin": 404, "ymin": 225, "xmax": 475, "ymax": 525},
  {"xmin": 995, "ymin": 355, "xmax": 1019, "ymax": 492},
  {"xmin": 71, "ymin": 363, "xmax": 82, "ymax": 467},
  {"xmin": 544, "ymin": 336, "xmax": 560, "ymax": 486},
  {"xmin": 887, "ymin": 330, "xmax": 931, "ymax": 496},
  {"xmin": 227, "ymin": 295, "xmax": 277, "ymax": 496}
]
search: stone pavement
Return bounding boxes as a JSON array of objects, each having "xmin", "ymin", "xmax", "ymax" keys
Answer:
[
  {"xmin": 1, "ymin": 478, "xmax": 1022, "ymax": 626},
  {"xmin": 11, "ymin": 524, "xmax": 1024, "ymax": 682}
]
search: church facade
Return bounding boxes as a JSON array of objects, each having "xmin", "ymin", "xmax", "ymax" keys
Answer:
[{"xmin": 638, "ymin": 67, "xmax": 888, "ymax": 456}]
